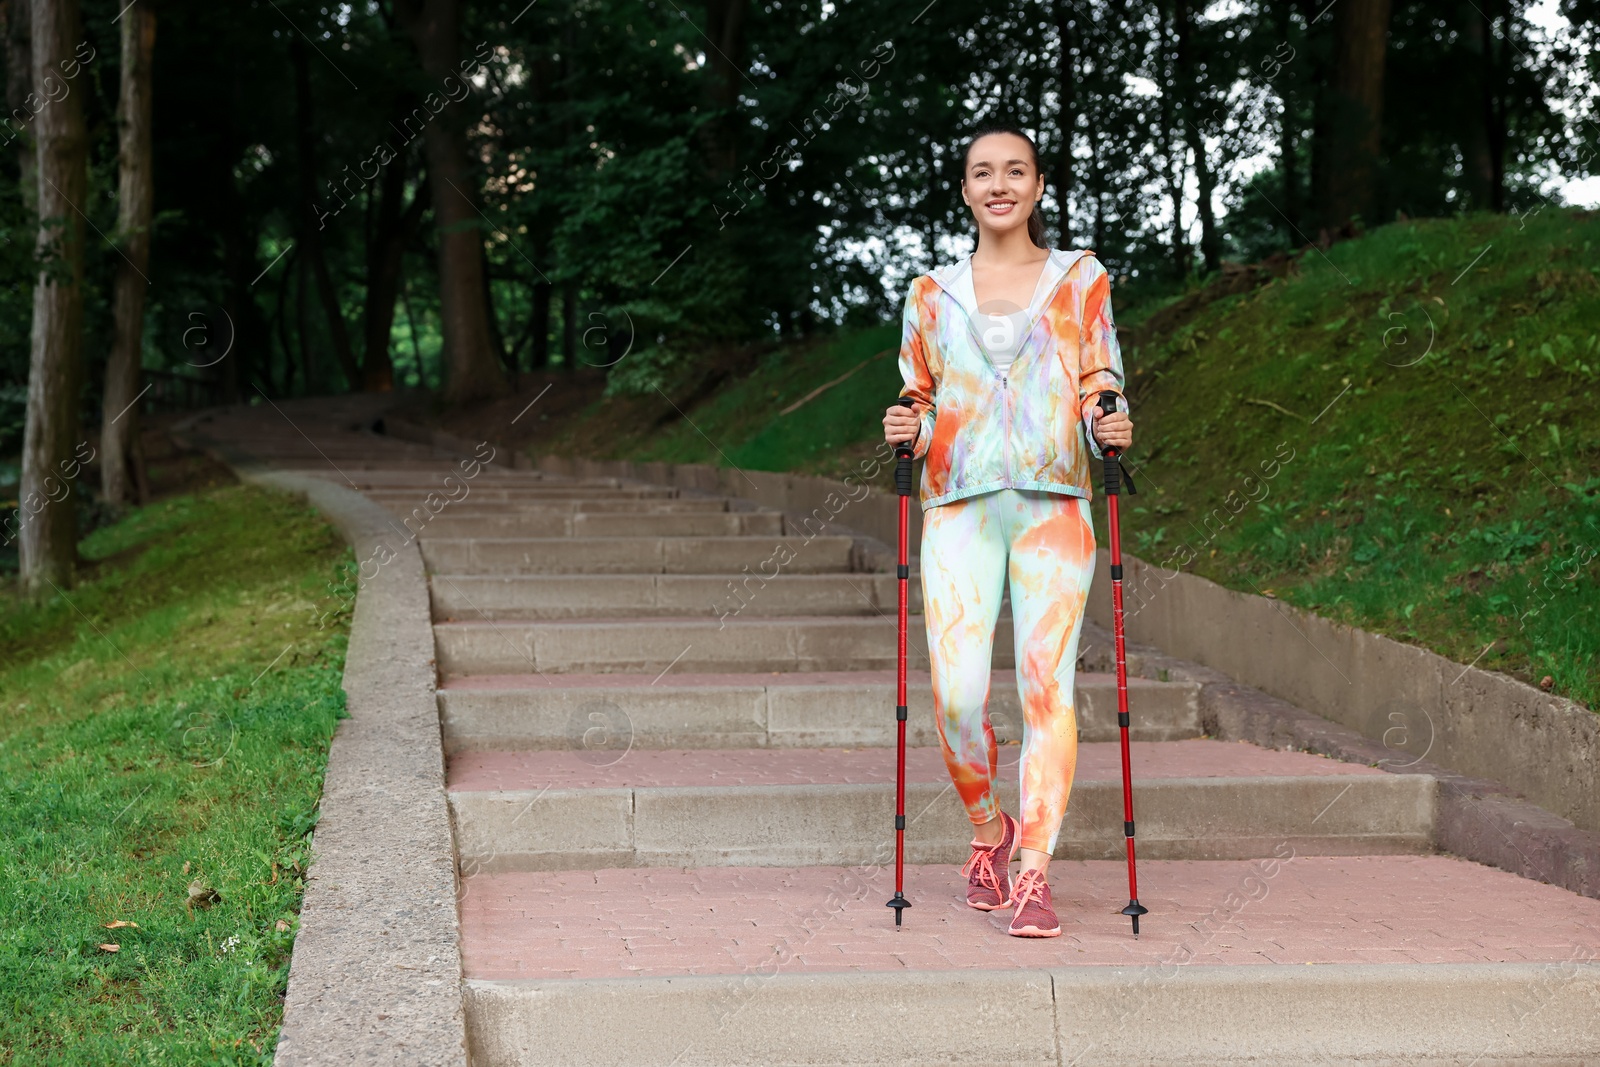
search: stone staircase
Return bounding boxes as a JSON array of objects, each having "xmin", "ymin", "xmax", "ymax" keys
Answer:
[
  {"xmin": 382, "ymin": 464, "xmax": 1599, "ymax": 1065},
  {"xmin": 179, "ymin": 402, "xmax": 1600, "ymax": 1066}
]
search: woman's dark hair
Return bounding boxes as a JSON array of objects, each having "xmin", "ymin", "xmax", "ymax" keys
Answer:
[{"xmin": 960, "ymin": 123, "xmax": 1048, "ymax": 249}]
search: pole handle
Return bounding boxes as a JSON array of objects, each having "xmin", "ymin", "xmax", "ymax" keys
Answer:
[
  {"xmin": 893, "ymin": 397, "xmax": 915, "ymax": 497},
  {"xmin": 1096, "ymin": 391, "xmax": 1124, "ymax": 494}
]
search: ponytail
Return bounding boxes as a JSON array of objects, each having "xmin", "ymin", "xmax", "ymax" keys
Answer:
[{"xmin": 960, "ymin": 122, "xmax": 1050, "ymax": 250}]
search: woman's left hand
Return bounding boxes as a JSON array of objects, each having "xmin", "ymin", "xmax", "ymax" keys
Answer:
[{"xmin": 1091, "ymin": 408, "xmax": 1134, "ymax": 451}]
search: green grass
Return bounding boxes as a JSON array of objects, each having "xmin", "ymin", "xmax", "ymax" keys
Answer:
[
  {"xmin": 0, "ymin": 484, "xmax": 353, "ymax": 1064},
  {"xmin": 574, "ymin": 208, "xmax": 1600, "ymax": 708}
]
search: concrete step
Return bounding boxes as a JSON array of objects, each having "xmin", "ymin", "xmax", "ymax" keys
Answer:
[
  {"xmin": 416, "ymin": 510, "xmax": 785, "ymax": 540},
  {"xmin": 437, "ymin": 670, "xmax": 1201, "ymax": 751},
  {"xmin": 421, "ymin": 536, "xmax": 856, "ymax": 576},
  {"xmin": 380, "ymin": 498, "xmax": 740, "ymax": 519},
  {"xmin": 457, "ymin": 857, "xmax": 1600, "ymax": 1066},
  {"xmin": 364, "ymin": 486, "xmax": 681, "ymax": 503},
  {"xmin": 316, "ymin": 471, "xmax": 567, "ymax": 488},
  {"xmin": 429, "ymin": 573, "xmax": 906, "ymax": 620},
  {"xmin": 432, "ymin": 615, "xmax": 949, "ymax": 676},
  {"xmin": 446, "ymin": 741, "xmax": 1434, "ymax": 871}
]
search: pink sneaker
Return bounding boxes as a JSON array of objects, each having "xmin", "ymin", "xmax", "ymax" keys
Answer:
[
  {"xmin": 959, "ymin": 811, "xmax": 1018, "ymax": 910},
  {"xmin": 1008, "ymin": 868, "xmax": 1061, "ymax": 937}
]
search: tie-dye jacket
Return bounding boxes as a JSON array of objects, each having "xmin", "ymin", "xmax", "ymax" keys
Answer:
[{"xmin": 897, "ymin": 248, "xmax": 1128, "ymax": 509}]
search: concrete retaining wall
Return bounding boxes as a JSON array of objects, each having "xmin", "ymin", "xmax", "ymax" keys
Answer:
[{"xmin": 1089, "ymin": 550, "xmax": 1600, "ymax": 835}]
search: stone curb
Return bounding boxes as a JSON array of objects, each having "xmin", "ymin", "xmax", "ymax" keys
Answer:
[{"xmin": 170, "ymin": 411, "xmax": 470, "ymax": 1066}]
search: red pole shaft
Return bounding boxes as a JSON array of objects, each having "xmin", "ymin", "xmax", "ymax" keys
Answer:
[
  {"xmin": 1107, "ymin": 492, "xmax": 1139, "ymax": 903},
  {"xmin": 896, "ymin": 491, "xmax": 909, "ymax": 896}
]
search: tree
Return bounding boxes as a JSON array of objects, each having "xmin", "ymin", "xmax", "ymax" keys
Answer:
[
  {"xmin": 393, "ymin": 0, "xmax": 507, "ymax": 404},
  {"xmin": 1052, "ymin": 0, "xmax": 1078, "ymax": 250},
  {"xmin": 290, "ymin": 35, "xmax": 359, "ymax": 390},
  {"xmin": 2, "ymin": 0, "xmax": 33, "ymax": 211},
  {"xmin": 698, "ymin": 0, "xmax": 748, "ymax": 180},
  {"xmin": 1175, "ymin": 0, "xmax": 1222, "ymax": 273},
  {"xmin": 101, "ymin": 0, "xmax": 154, "ymax": 507},
  {"xmin": 1326, "ymin": 0, "xmax": 1393, "ymax": 226},
  {"xmin": 362, "ymin": 161, "xmax": 428, "ymax": 391},
  {"xmin": 18, "ymin": 0, "xmax": 87, "ymax": 594}
]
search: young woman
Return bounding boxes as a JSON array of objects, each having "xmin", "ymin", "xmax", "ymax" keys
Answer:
[{"xmin": 882, "ymin": 125, "xmax": 1133, "ymax": 938}]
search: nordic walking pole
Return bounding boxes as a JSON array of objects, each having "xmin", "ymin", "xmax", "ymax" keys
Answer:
[
  {"xmin": 1097, "ymin": 390, "xmax": 1148, "ymax": 937},
  {"xmin": 886, "ymin": 397, "xmax": 914, "ymax": 927}
]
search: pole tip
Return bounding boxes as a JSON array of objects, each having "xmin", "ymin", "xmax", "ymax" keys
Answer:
[{"xmin": 887, "ymin": 893, "xmax": 911, "ymax": 926}]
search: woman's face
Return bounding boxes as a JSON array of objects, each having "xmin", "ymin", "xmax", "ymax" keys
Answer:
[{"xmin": 961, "ymin": 132, "xmax": 1044, "ymax": 238}]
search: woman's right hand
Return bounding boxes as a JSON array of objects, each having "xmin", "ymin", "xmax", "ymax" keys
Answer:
[{"xmin": 883, "ymin": 402, "xmax": 920, "ymax": 446}]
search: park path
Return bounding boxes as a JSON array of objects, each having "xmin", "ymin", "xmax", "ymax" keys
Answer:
[{"xmin": 189, "ymin": 398, "xmax": 1600, "ymax": 1066}]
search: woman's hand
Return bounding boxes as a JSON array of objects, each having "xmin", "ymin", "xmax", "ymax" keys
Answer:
[
  {"xmin": 883, "ymin": 402, "xmax": 920, "ymax": 446},
  {"xmin": 1091, "ymin": 408, "xmax": 1134, "ymax": 451}
]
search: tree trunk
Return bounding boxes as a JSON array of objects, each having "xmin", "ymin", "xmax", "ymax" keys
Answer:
[
  {"xmin": 1326, "ymin": 0, "xmax": 1392, "ymax": 226},
  {"xmin": 1276, "ymin": 0, "xmax": 1299, "ymax": 234},
  {"xmin": 1053, "ymin": 0, "xmax": 1076, "ymax": 249},
  {"xmin": 482, "ymin": 250, "xmax": 511, "ymax": 374},
  {"xmin": 527, "ymin": 279, "xmax": 551, "ymax": 370},
  {"xmin": 101, "ymin": 1, "xmax": 154, "ymax": 508},
  {"xmin": 296, "ymin": 255, "xmax": 314, "ymax": 393},
  {"xmin": 362, "ymin": 164, "xmax": 428, "ymax": 391},
  {"xmin": 394, "ymin": 0, "xmax": 507, "ymax": 404},
  {"xmin": 1462, "ymin": 1, "xmax": 1506, "ymax": 212},
  {"xmin": 3, "ymin": 0, "xmax": 36, "ymax": 213},
  {"xmin": 561, "ymin": 283, "xmax": 576, "ymax": 372},
  {"xmin": 1301, "ymin": 0, "xmax": 1333, "ymax": 231},
  {"xmin": 17, "ymin": 0, "xmax": 87, "ymax": 595},
  {"xmin": 290, "ymin": 36, "xmax": 359, "ymax": 390},
  {"xmin": 273, "ymin": 247, "xmax": 297, "ymax": 396},
  {"xmin": 699, "ymin": 0, "xmax": 747, "ymax": 179},
  {"xmin": 1086, "ymin": 47, "xmax": 1106, "ymax": 254},
  {"xmin": 1156, "ymin": 1, "xmax": 1188, "ymax": 278},
  {"xmin": 401, "ymin": 275, "xmax": 425, "ymax": 387},
  {"xmin": 1484, "ymin": 3, "xmax": 1506, "ymax": 213},
  {"xmin": 1176, "ymin": 0, "xmax": 1219, "ymax": 273}
]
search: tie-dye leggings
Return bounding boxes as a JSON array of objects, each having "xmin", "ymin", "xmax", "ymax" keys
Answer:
[{"xmin": 920, "ymin": 488, "xmax": 1097, "ymax": 856}]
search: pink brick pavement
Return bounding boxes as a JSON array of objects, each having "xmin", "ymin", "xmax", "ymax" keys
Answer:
[
  {"xmin": 446, "ymin": 739, "xmax": 1383, "ymax": 791},
  {"xmin": 458, "ymin": 857, "xmax": 1600, "ymax": 980}
]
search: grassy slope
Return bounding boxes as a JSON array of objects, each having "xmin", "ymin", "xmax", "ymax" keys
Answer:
[
  {"xmin": 0, "ymin": 485, "xmax": 352, "ymax": 1065},
  {"xmin": 647, "ymin": 324, "xmax": 907, "ymax": 480},
  {"xmin": 552, "ymin": 209, "xmax": 1599, "ymax": 708},
  {"xmin": 1123, "ymin": 209, "xmax": 1599, "ymax": 707}
]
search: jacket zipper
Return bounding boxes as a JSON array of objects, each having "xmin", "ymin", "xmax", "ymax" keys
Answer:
[{"xmin": 1001, "ymin": 371, "xmax": 1012, "ymax": 485}]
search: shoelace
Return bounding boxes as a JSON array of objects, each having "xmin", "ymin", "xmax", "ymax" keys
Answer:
[
  {"xmin": 960, "ymin": 842, "xmax": 1001, "ymax": 892},
  {"xmin": 1011, "ymin": 868, "xmax": 1048, "ymax": 909}
]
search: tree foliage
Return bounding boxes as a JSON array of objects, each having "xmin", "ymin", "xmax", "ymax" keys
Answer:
[{"xmin": 0, "ymin": 0, "xmax": 1593, "ymax": 429}]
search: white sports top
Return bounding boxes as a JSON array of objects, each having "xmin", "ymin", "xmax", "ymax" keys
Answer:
[
  {"xmin": 954, "ymin": 253, "xmax": 1050, "ymax": 376},
  {"xmin": 973, "ymin": 308, "xmax": 1031, "ymax": 372}
]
